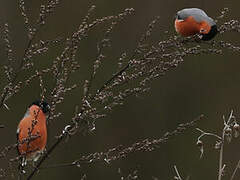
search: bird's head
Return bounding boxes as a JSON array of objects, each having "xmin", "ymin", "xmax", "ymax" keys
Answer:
[
  {"xmin": 200, "ymin": 24, "xmax": 218, "ymax": 41},
  {"xmin": 30, "ymin": 100, "xmax": 51, "ymax": 114}
]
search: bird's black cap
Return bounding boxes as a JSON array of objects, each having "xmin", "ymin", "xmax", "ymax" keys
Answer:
[
  {"xmin": 201, "ymin": 25, "xmax": 218, "ymax": 41},
  {"xmin": 30, "ymin": 100, "xmax": 50, "ymax": 114}
]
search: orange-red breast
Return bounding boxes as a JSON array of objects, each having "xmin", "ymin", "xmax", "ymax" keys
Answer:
[
  {"xmin": 17, "ymin": 101, "xmax": 50, "ymax": 168},
  {"xmin": 175, "ymin": 8, "xmax": 218, "ymax": 40}
]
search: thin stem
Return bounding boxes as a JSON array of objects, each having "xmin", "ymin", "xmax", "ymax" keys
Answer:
[
  {"xmin": 218, "ymin": 127, "xmax": 225, "ymax": 180},
  {"xmin": 27, "ymin": 115, "xmax": 202, "ymax": 174},
  {"xmin": 97, "ymin": 61, "xmax": 130, "ymax": 94},
  {"xmin": 218, "ymin": 110, "xmax": 234, "ymax": 180},
  {"xmin": 231, "ymin": 159, "xmax": 240, "ymax": 180},
  {"xmin": 0, "ymin": 29, "xmax": 37, "ymax": 109},
  {"xmin": 174, "ymin": 165, "xmax": 183, "ymax": 180},
  {"xmin": 196, "ymin": 128, "xmax": 222, "ymax": 140},
  {"xmin": 26, "ymin": 133, "xmax": 66, "ymax": 180}
]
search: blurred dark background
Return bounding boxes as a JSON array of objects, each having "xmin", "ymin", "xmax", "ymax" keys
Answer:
[{"xmin": 1, "ymin": 0, "xmax": 240, "ymax": 179}]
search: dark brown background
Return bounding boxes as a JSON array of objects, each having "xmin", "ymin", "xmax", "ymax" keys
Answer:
[{"xmin": 1, "ymin": 0, "xmax": 240, "ymax": 179}]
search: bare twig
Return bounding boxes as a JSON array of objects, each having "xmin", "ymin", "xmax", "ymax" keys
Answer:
[
  {"xmin": 231, "ymin": 159, "xmax": 240, "ymax": 180},
  {"xmin": 218, "ymin": 110, "xmax": 234, "ymax": 180},
  {"xmin": 173, "ymin": 165, "xmax": 183, "ymax": 180}
]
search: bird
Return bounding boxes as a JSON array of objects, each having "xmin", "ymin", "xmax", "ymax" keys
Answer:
[
  {"xmin": 16, "ymin": 100, "xmax": 50, "ymax": 171},
  {"xmin": 174, "ymin": 8, "xmax": 218, "ymax": 40}
]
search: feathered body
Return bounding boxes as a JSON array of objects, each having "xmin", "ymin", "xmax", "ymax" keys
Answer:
[
  {"xmin": 17, "ymin": 101, "xmax": 50, "ymax": 166},
  {"xmin": 175, "ymin": 8, "xmax": 218, "ymax": 40}
]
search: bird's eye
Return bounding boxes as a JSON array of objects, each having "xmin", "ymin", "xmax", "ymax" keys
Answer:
[
  {"xmin": 175, "ymin": 14, "xmax": 184, "ymax": 22},
  {"xmin": 200, "ymin": 28, "xmax": 206, "ymax": 33},
  {"xmin": 176, "ymin": 14, "xmax": 181, "ymax": 20}
]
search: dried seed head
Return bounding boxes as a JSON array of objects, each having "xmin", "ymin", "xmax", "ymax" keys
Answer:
[
  {"xmin": 225, "ymin": 126, "xmax": 233, "ymax": 143},
  {"xmin": 233, "ymin": 123, "xmax": 240, "ymax": 130},
  {"xmin": 225, "ymin": 133, "xmax": 232, "ymax": 143},
  {"xmin": 83, "ymin": 80, "xmax": 89, "ymax": 96},
  {"xmin": 76, "ymin": 162, "xmax": 81, "ymax": 168},
  {"xmin": 214, "ymin": 141, "xmax": 222, "ymax": 150},
  {"xmin": 233, "ymin": 123, "xmax": 240, "ymax": 138},
  {"xmin": 225, "ymin": 127, "xmax": 232, "ymax": 134},
  {"xmin": 196, "ymin": 140, "xmax": 203, "ymax": 147},
  {"xmin": 196, "ymin": 140, "xmax": 204, "ymax": 158}
]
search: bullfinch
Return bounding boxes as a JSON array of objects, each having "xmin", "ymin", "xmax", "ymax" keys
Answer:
[
  {"xmin": 175, "ymin": 8, "xmax": 218, "ymax": 40},
  {"xmin": 17, "ymin": 100, "xmax": 50, "ymax": 169}
]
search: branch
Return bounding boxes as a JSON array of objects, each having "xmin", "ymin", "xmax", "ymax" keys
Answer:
[{"xmin": 39, "ymin": 115, "xmax": 203, "ymax": 170}]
